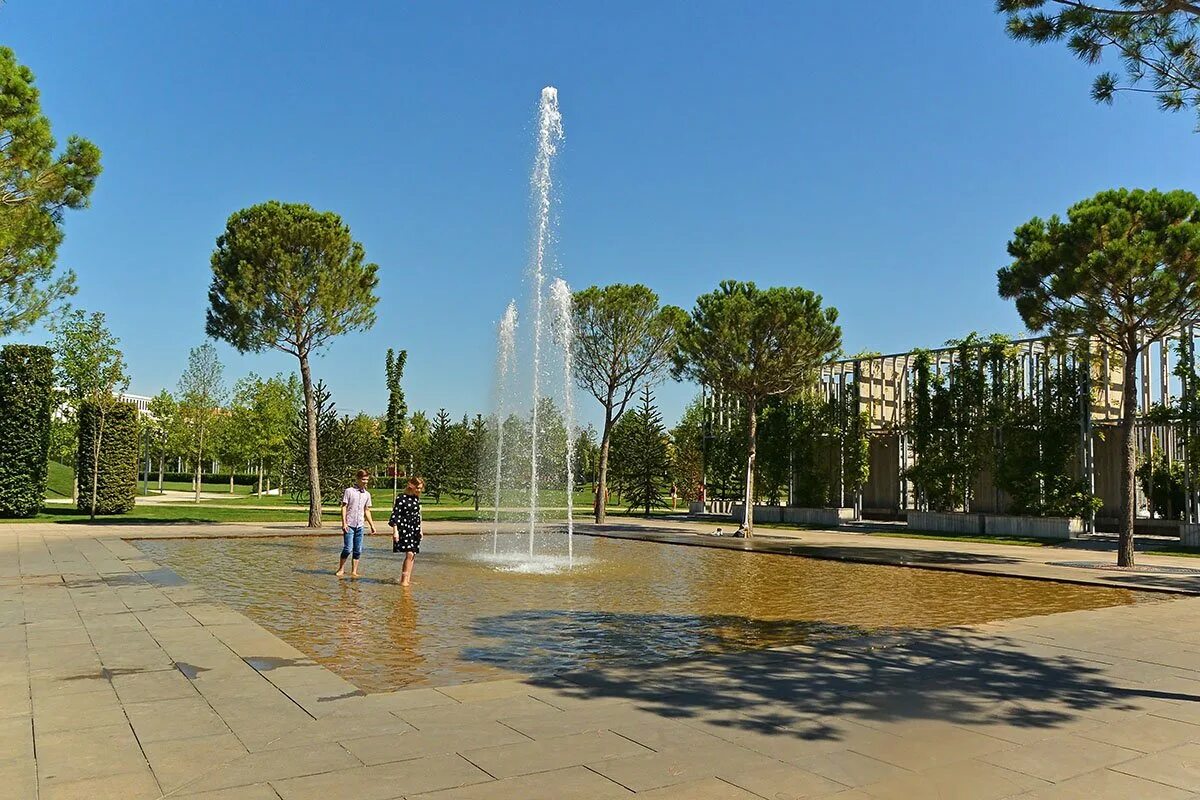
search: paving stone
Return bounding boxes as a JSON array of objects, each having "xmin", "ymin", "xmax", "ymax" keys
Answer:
[
  {"xmin": 258, "ymin": 708, "xmax": 415, "ymax": 750},
  {"xmin": 461, "ymin": 728, "xmax": 649, "ymax": 779},
  {"xmin": 111, "ymin": 666, "xmax": 199, "ymax": 703},
  {"xmin": 35, "ymin": 722, "xmax": 148, "ymax": 785},
  {"xmin": 38, "ymin": 767, "xmax": 161, "ymax": 800},
  {"xmin": 859, "ymin": 759, "xmax": 1049, "ymax": 800},
  {"xmin": 124, "ymin": 696, "xmax": 231, "ymax": 742},
  {"xmin": 397, "ymin": 695, "xmax": 562, "ymax": 730},
  {"xmin": 363, "ymin": 687, "xmax": 458, "ymax": 713},
  {"xmin": 142, "ymin": 732, "xmax": 249, "ymax": 791},
  {"xmin": 721, "ymin": 762, "xmax": 849, "ymax": 799},
  {"xmin": 180, "ymin": 741, "xmax": 361, "ymax": 793},
  {"xmin": 33, "ymin": 690, "xmax": 129, "ymax": 733},
  {"xmin": 1023, "ymin": 766, "xmax": 1196, "ymax": 799},
  {"xmin": 341, "ymin": 720, "xmax": 527, "ymax": 765},
  {"xmin": 270, "ymin": 753, "xmax": 488, "ymax": 800},
  {"xmin": 407, "ymin": 765, "xmax": 631, "ymax": 799},
  {"xmin": 0, "ymin": 716, "xmax": 33, "ymax": 762},
  {"xmin": 589, "ymin": 742, "xmax": 780, "ymax": 792},
  {"xmin": 175, "ymin": 784, "xmax": 282, "ymax": 800},
  {"xmin": 788, "ymin": 750, "xmax": 911, "ymax": 788},
  {"xmin": 633, "ymin": 776, "xmax": 762, "ymax": 798},
  {"xmin": 846, "ymin": 723, "xmax": 1014, "ymax": 771},
  {"xmin": 497, "ymin": 704, "xmax": 665, "ymax": 740},
  {"xmin": 437, "ymin": 679, "xmax": 532, "ymax": 703},
  {"xmin": 1110, "ymin": 741, "xmax": 1200, "ymax": 791},
  {"xmin": 0, "ymin": 757, "xmax": 37, "ymax": 800},
  {"xmin": 981, "ymin": 732, "xmax": 1141, "ymax": 783}
]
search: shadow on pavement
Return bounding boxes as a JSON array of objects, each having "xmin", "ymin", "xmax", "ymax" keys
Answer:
[{"xmin": 467, "ymin": 609, "xmax": 1199, "ymax": 742}]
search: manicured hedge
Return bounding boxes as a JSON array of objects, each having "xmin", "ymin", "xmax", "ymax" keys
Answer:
[
  {"xmin": 77, "ymin": 400, "xmax": 138, "ymax": 515},
  {"xmin": 157, "ymin": 471, "xmax": 259, "ymax": 486},
  {"xmin": 0, "ymin": 345, "xmax": 54, "ymax": 517}
]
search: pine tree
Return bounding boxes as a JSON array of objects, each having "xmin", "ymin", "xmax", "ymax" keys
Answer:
[
  {"xmin": 424, "ymin": 409, "xmax": 454, "ymax": 502},
  {"xmin": 615, "ymin": 387, "xmax": 671, "ymax": 516},
  {"xmin": 383, "ymin": 349, "xmax": 407, "ymax": 499}
]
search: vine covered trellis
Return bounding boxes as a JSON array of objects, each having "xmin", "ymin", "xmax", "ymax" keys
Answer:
[{"xmin": 815, "ymin": 322, "xmax": 1200, "ymax": 529}]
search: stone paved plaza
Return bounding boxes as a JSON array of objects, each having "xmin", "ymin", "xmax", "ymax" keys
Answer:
[{"xmin": 5, "ymin": 520, "xmax": 1200, "ymax": 799}]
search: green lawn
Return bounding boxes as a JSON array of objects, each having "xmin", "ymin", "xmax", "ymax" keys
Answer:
[
  {"xmin": 2, "ymin": 503, "xmax": 498, "ymax": 525},
  {"xmin": 45, "ymin": 461, "xmax": 74, "ymax": 498}
]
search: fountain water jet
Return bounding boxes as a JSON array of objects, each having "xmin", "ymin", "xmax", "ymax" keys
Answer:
[
  {"xmin": 527, "ymin": 86, "xmax": 563, "ymax": 559},
  {"xmin": 491, "ymin": 301, "xmax": 518, "ymax": 554},
  {"xmin": 551, "ymin": 277, "xmax": 576, "ymax": 560},
  {"xmin": 485, "ymin": 86, "xmax": 576, "ymax": 570}
]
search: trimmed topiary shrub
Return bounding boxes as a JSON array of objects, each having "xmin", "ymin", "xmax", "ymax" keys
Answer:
[
  {"xmin": 77, "ymin": 400, "xmax": 138, "ymax": 515},
  {"xmin": 0, "ymin": 345, "xmax": 54, "ymax": 517}
]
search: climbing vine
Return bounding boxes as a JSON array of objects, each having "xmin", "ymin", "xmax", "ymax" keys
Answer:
[{"xmin": 904, "ymin": 334, "xmax": 1098, "ymax": 517}]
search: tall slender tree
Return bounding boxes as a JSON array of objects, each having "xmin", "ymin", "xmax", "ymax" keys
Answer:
[
  {"xmin": 674, "ymin": 281, "xmax": 842, "ymax": 536},
  {"xmin": 177, "ymin": 343, "xmax": 225, "ymax": 504},
  {"xmin": 51, "ymin": 310, "xmax": 128, "ymax": 519},
  {"xmin": 384, "ymin": 349, "xmax": 408, "ymax": 500},
  {"xmin": 206, "ymin": 201, "xmax": 379, "ymax": 527},
  {"xmin": 0, "ymin": 46, "xmax": 102, "ymax": 335},
  {"xmin": 571, "ymin": 284, "xmax": 686, "ymax": 523},
  {"xmin": 999, "ymin": 188, "xmax": 1200, "ymax": 567},
  {"xmin": 146, "ymin": 390, "xmax": 179, "ymax": 493}
]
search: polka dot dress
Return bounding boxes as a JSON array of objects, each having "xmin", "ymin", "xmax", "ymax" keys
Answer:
[{"xmin": 389, "ymin": 494, "xmax": 422, "ymax": 553}]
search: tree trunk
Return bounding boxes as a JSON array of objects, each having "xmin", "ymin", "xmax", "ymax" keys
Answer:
[
  {"xmin": 257, "ymin": 459, "xmax": 263, "ymax": 496},
  {"xmin": 595, "ymin": 404, "xmax": 614, "ymax": 524},
  {"xmin": 157, "ymin": 452, "xmax": 164, "ymax": 493},
  {"xmin": 299, "ymin": 352, "xmax": 322, "ymax": 528},
  {"xmin": 1119, "ymin": 343, "xmax": 1138, "ymax": 567},
  {"xmin": 743, "ymin": 397, "xmax": 758, "ymax": 537},
  {"xmin": 194, "ymin": 426, "xmax": 204, "ymax": 504},
  {"xmin": 90, "ymin": 410, "xmax": 106, "ymax": 522}
]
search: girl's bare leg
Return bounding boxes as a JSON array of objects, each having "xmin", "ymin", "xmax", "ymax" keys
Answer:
[{"xmin": 401, "ymin": 552, "xmax": 415, "ymax": 586}]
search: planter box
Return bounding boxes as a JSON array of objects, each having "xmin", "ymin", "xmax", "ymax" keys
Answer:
[
  {"xmin": 729, "ymin": 504, "xmax": 853, "ymax": 527},
  {"xmin": 731, "ymin": 504, "xmax": 781, "ymax": 524},
  {"xmin": 689, "ymin": 500, "xmax": 736, "ymax": 516},
  {"xmin": 780, "ymin": 507, "xmax": 855, "ymax": 527},
  {"xmin": 907, "ymin": 511, "xmax": 983, "ymax": 535},
  {"xmin": 983, "ymin": 515, "xmax": 1082, "ymax": 540},
  {"xmin": 1182, "ymin": 524, "xmax": 1200, "ymax": 547}
]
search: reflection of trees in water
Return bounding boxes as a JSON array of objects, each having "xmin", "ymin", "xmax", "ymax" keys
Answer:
[{"xmin": 385, "ymin": 591, "xmax": 424, "ymax": 684}]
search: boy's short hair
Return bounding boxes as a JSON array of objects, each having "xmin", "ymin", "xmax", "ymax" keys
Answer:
[{"xmin": 356, "ymin": 469, "xmax": 370, "ymax": 480}]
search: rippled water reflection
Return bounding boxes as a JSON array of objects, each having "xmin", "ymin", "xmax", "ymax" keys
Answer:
[{"xmin": 136, "ymin": 534, "xmax": 1138, "ymax": 692}]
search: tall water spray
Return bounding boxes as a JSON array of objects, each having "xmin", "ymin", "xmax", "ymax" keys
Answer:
[
  {"xmin": 551, "ymin": 277, "xmax": 576, "ymax": 560},
  {"xmin": 527, "ymin": 86, "xmax": 564, "ymax": 558},
  {"xmin": 492, "ymin": 301, "xmax": 518, "ymax": 554}
]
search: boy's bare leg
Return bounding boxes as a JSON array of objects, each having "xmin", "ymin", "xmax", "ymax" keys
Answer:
[
  {"xmin": 350, "ymin": 558, "xmax": 360, "ymax": 578},
  {"xmin": 335, "ymin": 554, "xmax": 348, "ymax": 577}
]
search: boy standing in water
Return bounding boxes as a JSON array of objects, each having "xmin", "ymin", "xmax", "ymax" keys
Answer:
[{"xmin": 336, "ymin": 470, "xmax": 376, "ymax": 578}]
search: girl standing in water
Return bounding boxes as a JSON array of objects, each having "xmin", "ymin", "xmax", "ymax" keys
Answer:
[{"xmin": 389, "ymin": 477, "xmax": 424, "ymax": 586}]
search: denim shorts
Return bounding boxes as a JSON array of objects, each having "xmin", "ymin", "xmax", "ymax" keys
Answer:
[{"xmin": 340, "ymin": 526, "xmax": 364, "ymax": 558}]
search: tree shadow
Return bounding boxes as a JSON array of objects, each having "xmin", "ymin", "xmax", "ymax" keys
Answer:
[{"xmin": 466, "ymin": 609, "xmax": 1200, "ymax": 741}]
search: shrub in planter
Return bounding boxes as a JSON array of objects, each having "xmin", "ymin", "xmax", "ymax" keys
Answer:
[
  {"xmin": 0, "ymin": 345, "xmax": 54, "ymax": 517},
  {"xmin": 77, "ymin": 400, "xmax": 138, "ymax": 515}
]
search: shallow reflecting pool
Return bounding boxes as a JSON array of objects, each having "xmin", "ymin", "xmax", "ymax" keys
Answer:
[{"xmin": 136, "ymin": 533, "xmax": 1141, "ymax": 692}]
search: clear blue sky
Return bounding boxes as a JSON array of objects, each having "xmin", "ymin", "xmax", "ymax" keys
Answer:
[{"xmin": 5, "ymin": 1, "xmax": 1199, "ymax": 428}]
